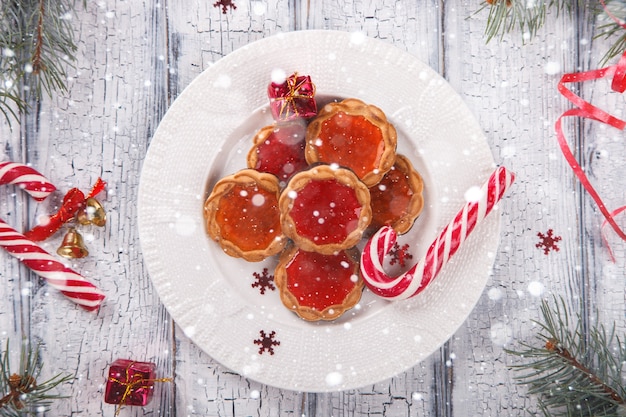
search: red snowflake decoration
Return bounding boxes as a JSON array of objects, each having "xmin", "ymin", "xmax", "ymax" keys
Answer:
[
  {"xmin": 254, "ymin": 330, "xmax": 280, "ymax": 355},
  {"xmin": 251, "ymin": 268, "xmax": 275, "ymax": 295},
  {"xmin": 213, "ymin": 0, "xmax": 236, "ymax": 13},
  {"xmin": 536, "ymin": 229, "xmax": 562, "ymax": 255},
  {"xmin": 388, "ymin": 242, "xmax": 413, "ymax": 268}
]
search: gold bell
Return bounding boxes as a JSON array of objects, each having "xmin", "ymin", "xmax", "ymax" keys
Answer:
[
  {"xmin": 76, "ymin": 197, "xmax": 106, "ymax": 227},
  {"xmin": 57, "ymin": 228, "xmax": 89, "ymax": 259}
]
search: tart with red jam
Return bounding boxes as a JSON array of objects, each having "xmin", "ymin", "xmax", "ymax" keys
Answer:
[
  {"xmin": 368, "ymin": 154, "xmax": 425, "ymax": 235},
  {"xmin": 274, "ymin": 245, "xmax": 363, "ymax": 321},
  {"xmin": 279, "ymin": 164, "xmax": 372, "ymax": 255},
  {"xmin": 247, "ymin": 121, "xmax": 309, "ymax": 185},
  {"xmin": 204, "ymin": 169, "xmax": 286, "ymax": 262},
  {"xmin": 305, "ymin": 98, "xmax": 397, "ymax": 187}
]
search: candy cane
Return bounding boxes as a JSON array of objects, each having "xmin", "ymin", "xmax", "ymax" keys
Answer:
[
  {"xmin": 361, "ymin": 166, "xmax": 515, "ymax": 300},
  {"xmin": 0, "ymin": 162, "xmax": 105, "ymax": 311},
  {"xmin": 0, "ymin": 161, "xmax": 57, "ymax": 201}
]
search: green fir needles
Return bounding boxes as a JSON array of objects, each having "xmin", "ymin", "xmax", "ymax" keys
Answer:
[
  {"xmin": 481, "ymin": 0, "xmax": 582, "ymax": 43},
  {"xmin": 596, "ymin": 0, "xmax": 626, "ymax": 66},
  {"xmin": 0, "ymin": 341, "xmax": 71, "ymax": 416},
  {"xmin": 507, "ymin": 298, "xmax": 626, "ymax": 417},
  {"xmin": 0, "ymin": 0, "xmax": 81, "ymax": 126},
  {"xmin": 478, "ymin": 0, "xmax": 626, "ymax": 65}
]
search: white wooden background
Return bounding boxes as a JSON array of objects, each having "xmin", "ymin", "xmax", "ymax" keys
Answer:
[{"xmin": 1, "ymin": 1, "xmax": 625, "ymax": 416}]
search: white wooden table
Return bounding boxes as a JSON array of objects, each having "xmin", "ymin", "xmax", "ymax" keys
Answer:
[{"xmin": 1, "ymin": 1, "xmax": 625, "ymax": 416}]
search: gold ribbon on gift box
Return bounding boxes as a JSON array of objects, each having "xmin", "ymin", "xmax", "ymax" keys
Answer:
[{"xmin": 108, "ymin": 362, "xmax": 172, "ymax": 416}]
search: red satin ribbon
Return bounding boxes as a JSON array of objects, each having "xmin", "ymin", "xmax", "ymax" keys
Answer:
[
  {"xmin": 23, "ymin": 177, "xmax": 106, "ymax": 242},
  {"xmin": 555, "ymin": 49, "xmax": 626, "ymax": 261}
]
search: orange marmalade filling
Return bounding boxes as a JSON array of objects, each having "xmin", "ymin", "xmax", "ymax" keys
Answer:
[
  {"xmin": 369, "ymin": 165, "xmax": 413, "ymax": 230},
  {"xmin": 316, "ymin": 112, "xmax": 384, "ymax": 178},
  {"xmin": 216, "ymin": 183, "xmax": 281, "ymax": 251},
  {"xmin": 289, "ymin": 179, "xmax": 361, "ymax": 244},
  {"xmin": 285, "ymin": 250, "xmax": 358, "ymax": 311}
]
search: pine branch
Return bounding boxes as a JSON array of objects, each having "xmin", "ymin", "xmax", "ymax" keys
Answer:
[
  {"xmin": 0, "ymin": 340, "xmax": 72, "ymax": 417},
  {"xmin": 479, "ymin": 0, "xmax": 583, "ymax": 43},
  {"xmin": 476, "ymin": 0, "xmax": 626, "ymax": 65},
  {"xmin": 506, "ymin": 298, "xmax": 626, "ymax": 417},
  {"xmin": 0, "ymin": 0, "xmax": 82, "ymax": 128},
  {"xmin": 595, "ymin": 0, "xmax": 626, "ymax": 66}
]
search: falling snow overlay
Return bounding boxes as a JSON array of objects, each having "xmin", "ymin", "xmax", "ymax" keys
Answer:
[
  {"xmin": 388, "ymin": 242, "xmax": 413, "ymax": 268},
  {"xmin": 213, "ymin": 0, "xmax": 237, "ymax": 14},
  {"xmin": 254, "ymin": 331, "xmax": 280, "ymax": 355},
  {"xmin": 251, "ymin": 268, "xmax": 275, "ymax": 295},
  {"xmin": 536, "ymin": 229, "xmax": 562, "ymax": 255}
]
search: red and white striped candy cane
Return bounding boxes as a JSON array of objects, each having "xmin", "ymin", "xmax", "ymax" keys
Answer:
[
  {"xmin": 0, "ymin": 161, "xmax": 57, "ymax": 201},
  {"xmin": 361, "ymin": 166, "xmax": 515, "ymax": 300},
  {"xmin": 0, "ymin": 161, "xmax": 105, "ymax": 311}
]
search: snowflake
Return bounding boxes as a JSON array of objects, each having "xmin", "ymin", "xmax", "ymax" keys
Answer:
[
  {"xmin": 251, "ymin": 268, "xmax": 275, "ymax": 295},
  {"xmin": 213, "ymin": 0, "xmax": 237, "ymax": 13},
  {"xmin": 536, "ymin": 229, "xmax": 562, "ymax": 255},
  {"xmin": 388, "ymin": 242, "xmax": 413, "ymax": 267},
  {"xmin": 254, "ymin": 330, "xmax": 280, "ymax": 355}
]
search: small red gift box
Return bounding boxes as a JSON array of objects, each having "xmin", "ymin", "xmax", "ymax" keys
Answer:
[
  {"xmin": 104, "ymin": 359, "xmax": 156, "ymax": 406},
  {"xmin": 267, "ymin": 73, "xmax": 317, "ymax": 121}
]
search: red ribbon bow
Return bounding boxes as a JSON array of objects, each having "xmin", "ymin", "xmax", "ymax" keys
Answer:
[{"xmin": 23, "ymin": 178, "xmax": 106, "ymax": 242}]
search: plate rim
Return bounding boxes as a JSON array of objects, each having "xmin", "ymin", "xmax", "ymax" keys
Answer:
[{"xmin": 137, "ymin": 29, "xmax": 499, "ymax": 392}]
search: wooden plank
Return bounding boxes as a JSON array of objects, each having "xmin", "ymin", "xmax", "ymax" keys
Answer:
[
  {"xmin": 304, "ymin": 1, "xmax": 447, "ymax": 416},
  {"xmin": 306, "ymin": 0, "xmax": 442, "ymax": 70},
  {"xmin": 579, "ymin": 6, "xmax": 626, "ymax": 347},
  {"xmin": 443, "ymin": 3, "xmax": 598, "ymax": 416},
  {"xmin": 19, "ymin": 1, "xmax": 173, "ymax": 415},
  {"xmin": 0, "ymin": 118, "xmax": 28, "ymax": 358},
  {"xmin": 165, "ymin": 1, "xmax": 307, "ymax": 415}
]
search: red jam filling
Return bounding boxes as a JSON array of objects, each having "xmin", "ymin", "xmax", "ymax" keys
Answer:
[
  {"xmin": 315, "ymin": 112, "xmax": 384, "ymax": 178},
  {"xmin": 216, "ymin": 183, "xmax": 281, "ymax": 251},
  {"xmin": 286, "ymin": 249, "xmax": 358, "ymax": 311},
  {"xmin": 289, "ymin": 179, "xmax": 362, "ymax": 244},
  {"xmin": 369, "ymin": 165, "xmax": 413, "ymax": 230},
  {"xmin": 253, "ymin": 124, "xmax": 308, "ymax": 182}
]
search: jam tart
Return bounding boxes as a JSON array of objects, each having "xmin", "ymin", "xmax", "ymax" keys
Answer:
[
  {"xmin": 274, "ymin": 245, "xmax": 363, "ymax": 321},
  {"xmin": 305, "ymin": 98, "xmax": 397, "ymax": 187},
  {"xmin": 204, "ymin": 169, "xmax": 286, "ymax": 262},
  {"xmin": 246, "ymin": 121, "xmax": 309, "ymax": 185},
  {"xmin": 279, "ymin": 164, "xmax": 372, "ymax": 255},
  {"xmin": 368, "ymin": 154, "xmax": 425, "ymax": 235}
]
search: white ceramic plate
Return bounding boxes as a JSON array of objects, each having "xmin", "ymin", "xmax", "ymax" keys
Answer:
[{"xmin": 138, "ymin": 30, "xmax": 499, "ymax": 392}]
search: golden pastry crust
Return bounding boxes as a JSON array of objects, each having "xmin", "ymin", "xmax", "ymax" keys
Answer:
[
  {"xmin": 204, "ymin": 169, "xmax": 286, "ymax": 262},
  {"xmin": 305, "ymin": 98, "xmax": 397, "ymax": 187},
  {"xmin": 368, "ymin": 154, "xmax": 425, "ymax": 235},
  {"xmin": 279, "ymin": 164, "xmax": 372, "ymax": 255},
  {"xmin": 274, "ymin": 245, "xmax": 364, "ymax": 321}
]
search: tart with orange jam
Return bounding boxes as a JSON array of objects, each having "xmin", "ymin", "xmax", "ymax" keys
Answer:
[
  {"xmin": 305, "ymin": 98, "xmax": 397, "ymax": 187},
  {"xmin": 279, "ymin": 164, "xmax": 372, "ymax": 255},
  {"xmin": 204, "ymin": 169, "xmax": 286, "ymax": 262},
  {"xmin": 247, "ymin": 121, "xmax": 309, "ymax": 185},
  {"xmin": 368, "ymin": 154, "xmax": 425, "ymax": 235},
  {"xmin": 275, "ymin": 245, "xmax": 363, "ymax": 321}
]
